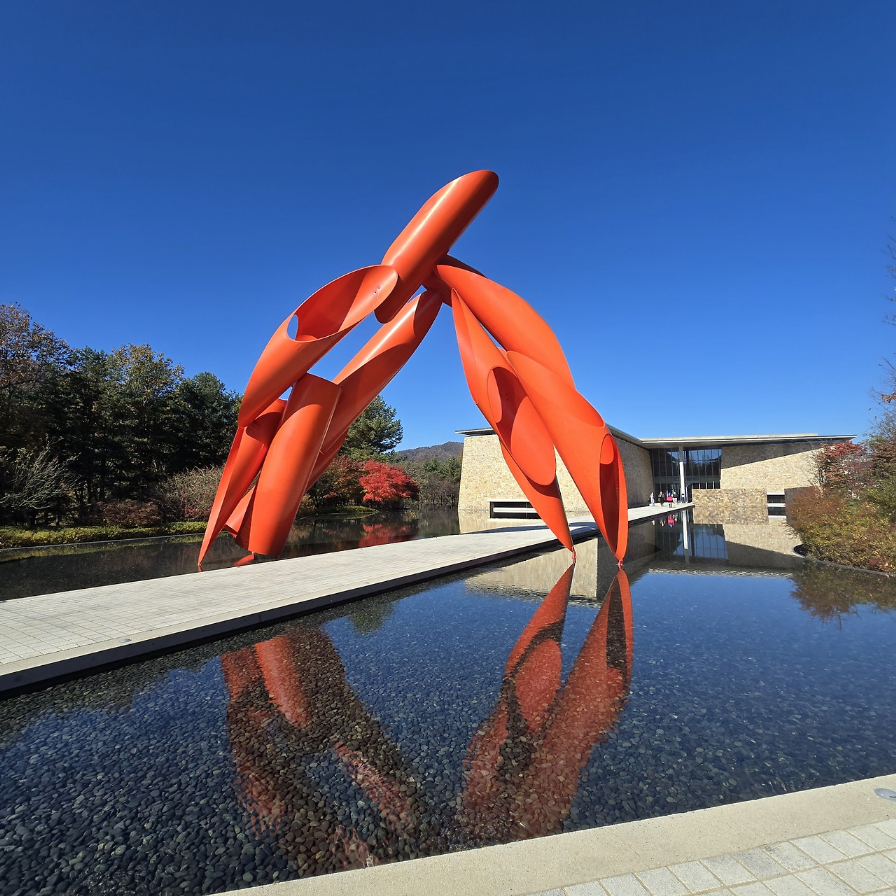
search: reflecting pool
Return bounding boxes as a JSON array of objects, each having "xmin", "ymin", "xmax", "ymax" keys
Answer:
[
  {"xmin": 1, "ymin": 514, "xmax": 895, "ymax": 896},
  {"xmin": 0, "ymin": 509, "xmax": 461, "ymax": 601}
]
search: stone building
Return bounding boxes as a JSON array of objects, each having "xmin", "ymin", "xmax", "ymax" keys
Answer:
[{"xmin": 457, "ymin": 428, "xmax": 853, "ymax": 525}]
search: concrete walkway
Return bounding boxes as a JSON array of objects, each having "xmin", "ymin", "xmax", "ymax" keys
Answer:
[
  {"xmin": 239, "ymin": 774, "xmax": 896, "ymax": 896},
  {"xmin": 0, "ymin": 504, "xmax": 690, "ymax": 693}
]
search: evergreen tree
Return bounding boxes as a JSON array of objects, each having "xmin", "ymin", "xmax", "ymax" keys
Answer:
[
  {"xmin": 169, "ymin": 372, "xmax": 240, "ymax": 472},
  {"xmin": 340, "ymin": 395, "xmax": 403, "ymax": 459},
  {"xmin": 0, "ymin": 303, "xmax": 68, "ymax": 451}
]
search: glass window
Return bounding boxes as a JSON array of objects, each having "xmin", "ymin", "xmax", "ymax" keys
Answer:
[{"xmin": 650, "ymin": 447, "xmax": 722, "ymax": 497}]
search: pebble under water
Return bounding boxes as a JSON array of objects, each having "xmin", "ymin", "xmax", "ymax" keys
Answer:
[{"xmin": 1, "ymin": 514, "xmax": 895, "ymax": 896}]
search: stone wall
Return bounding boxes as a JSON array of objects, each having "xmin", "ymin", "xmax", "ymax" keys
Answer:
[
  {"xmin": 692, "ymin": 488, "xmax": 767, "ymax": 523},
  {"xmin": 723, "ymin": 520, "xmax": 802, "ymax": 569},
  {"xmin": 721, "ymin": 441, "xmax": 823, "ymax": 492},
  {"xmin": 465, "ymin": 538, "xmax": 598, "ymax": 599},
  {"xmin": 615, "ymin": 434, "xmax": 654, "ymax": 506},
  {"xmin": 457, "ymin": 431, "xmax": 654, "ymax": 513}
]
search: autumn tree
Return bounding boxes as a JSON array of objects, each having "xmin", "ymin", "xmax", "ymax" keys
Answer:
[
  {"xmin": 814, "ymin": 442, "xmax": 867, "ymax": 496},
  {"xmin": 309, "ymin": 455, "xmax": 365, "ymax": 510},
  {"xmin": 788, "ymin": 234, "xmax": 896, "ymax": 569},
  {"xmin": 359, "ymin": 460, "xmax": 418, "ymax": 509}
]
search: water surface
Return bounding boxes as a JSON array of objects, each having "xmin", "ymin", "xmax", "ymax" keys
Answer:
[
  {"xmin": 0, "ymin": 509, "xmax": 461, "ymax": 601},
  {"xmin": 1, "ymin": 514, "xmax": 894, "ymax": 896}
]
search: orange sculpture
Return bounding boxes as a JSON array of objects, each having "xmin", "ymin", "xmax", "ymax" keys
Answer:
[{"xmin": 200, "ymin": 171, "xmax": 629, "ymax": 567}]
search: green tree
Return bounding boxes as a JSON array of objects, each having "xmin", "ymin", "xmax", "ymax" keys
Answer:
[
  {"xmin": 0, "ymin": 303, "xmax": 69, "ymax": 451},
  {"xmin": 340, "ymin": 395, "xmax": 403, "ymax": 460},
  {"xmin": 401, "ymin": 455, "xmax": 461, "ymax": 506},
  {"xmin": 45, "ymin": 348, "xmax": 123, "ymax": 508},
  {"xmin": 169, "ymin": 372, "xmax": 240, "ymax": 472},
  {"xmin": 111, "ymin": 344, "xmax": 184, "ymax": 496},
  {"xmin": 45, "ymin": 344, "xmax": 187, "ymax": 509}
]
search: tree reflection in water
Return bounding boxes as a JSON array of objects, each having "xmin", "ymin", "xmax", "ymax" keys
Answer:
[
  {"xmin": 220, "ymin": 564, "xmax": 633, "ymax": 877},
  {"xmin": 790, "ymin": 562, "xmax": 896, "ymax": 625}
]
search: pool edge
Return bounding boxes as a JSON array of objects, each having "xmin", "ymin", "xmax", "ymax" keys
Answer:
[{"xmin": 234, "ymin": 772, "xmax": 896, "ymax": 895}]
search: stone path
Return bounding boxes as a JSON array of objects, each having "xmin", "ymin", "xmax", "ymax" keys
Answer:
[{"xmin": 532, "ymin": 820, "xmax": 896, "ymax": 896}]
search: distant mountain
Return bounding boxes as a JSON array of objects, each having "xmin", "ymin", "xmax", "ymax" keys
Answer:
[{"xmin": 397, "ymin": 441, "xmax": 463, "ymax": 463}]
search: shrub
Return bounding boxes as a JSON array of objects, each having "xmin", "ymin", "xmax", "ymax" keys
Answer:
[
  {"xmin": 0, "ymin": 521, "xmax": 206, "ymax": 548},
  {"xmin": 100, "ymin": 500, "xmax": 163, "ymax": 528},
  {"xmin": 155, "ymin": 465, "xmax": 223, "ymax": 522},
  {"xmin": 788, "ymin": 488, "xmax": 896, "ymax": 573},
  {"xmin": 0, "ymin": 446, "xmax": 80, "ymax": 525}
]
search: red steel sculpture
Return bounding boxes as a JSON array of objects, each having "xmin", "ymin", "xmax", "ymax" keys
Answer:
[{"xmin": 199, "ymin": 171, "xmax": 628, "ymax": 568}]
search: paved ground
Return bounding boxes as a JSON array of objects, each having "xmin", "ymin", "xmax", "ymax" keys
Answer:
[
  {"xmin": 239, "ymin": 774, "xmax": 896, "ymax": 896},
  {"xmin": 0, "ymin": 503, "xmax": 689, "ymax": 692}
]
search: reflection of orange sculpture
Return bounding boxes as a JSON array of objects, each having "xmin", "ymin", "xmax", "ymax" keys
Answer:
[
  {"xmin": 221, "ymin": 628, "xmax": 423, "ymax": 873},
  {"xmin": 460, "ymin": 567, "xmax": 632, "ymax": 841},
  {"xmin": 219, "ymin": 563, "xmax": 632, "ymax": 876},
  {"xmin": 200, "ymin": 171, "xmax": 628, "ymax": 567}
]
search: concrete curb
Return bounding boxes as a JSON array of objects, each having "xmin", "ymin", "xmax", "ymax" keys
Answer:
[{"xmin": 235, "ymin": 773, "xmax": 896, "ymax": 896}]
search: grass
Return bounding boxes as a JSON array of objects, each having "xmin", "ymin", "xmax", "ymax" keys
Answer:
[
  {"xmin": 0, "ymin": 521, "xmax": 207, "ymax": 549},
  {"xmin": 0, "ymin": 504, "xmax": 383, "ymax": 552}
]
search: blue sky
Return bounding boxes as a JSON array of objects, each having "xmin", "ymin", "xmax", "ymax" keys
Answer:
[{"xmin": 1, "ymin": 1, "xmax": 894, "ymax": 448}]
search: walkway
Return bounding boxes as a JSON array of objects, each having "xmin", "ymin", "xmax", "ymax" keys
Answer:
[
  {"xmin": 0, "ymin": 504, "xmax": 689, "ymax": 693},
  {"xmin": 238, "ymin": 774, "xmax": 896, "ymax": 896}
]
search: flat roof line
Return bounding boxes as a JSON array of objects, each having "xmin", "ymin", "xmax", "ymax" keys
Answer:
[
  {"xmin": 639, "ymin": 433, "xmax": 855, "ymax": 446},
  {"xmin": 457, "ymin": 429, "xmax": 856, "ymax": 446}
]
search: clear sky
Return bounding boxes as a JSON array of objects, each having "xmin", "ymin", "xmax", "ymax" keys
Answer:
[{"xmin": 1, "ymin": 1, "xmax": 894, "ymax": 448}]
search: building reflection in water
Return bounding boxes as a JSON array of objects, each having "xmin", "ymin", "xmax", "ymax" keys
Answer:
[{"xmin": 220, "ymin": 563, "xmax": 633, "ymax": 876}]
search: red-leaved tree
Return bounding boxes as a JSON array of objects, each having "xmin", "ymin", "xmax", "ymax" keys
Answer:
[
  {"xmin": 359, "ymin": 461, "xmax": 418, "ymax": 509},
  {"xmin": 815, "ymin": 441, "xmax": 867, "ymax": 496}
]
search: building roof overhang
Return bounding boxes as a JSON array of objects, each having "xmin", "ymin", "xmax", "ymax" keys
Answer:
[
  {"xmin": 456, "ymin": 425, "xmax": 645, "ymax": 446},
  {"xmin": 638, "ymin": 433, "xmax": 855, "ymax": 449},
  {"xmin": 456, "ymin": 428, "xmax": 856, "ymax": 450}
]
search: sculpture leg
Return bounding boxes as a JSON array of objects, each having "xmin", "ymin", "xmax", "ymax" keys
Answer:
[
  {"xmin": 451, "ymin": 291, "xmax": 574, "ymax": 552},
  {"xmin": 239, "ymin": 374, "xmax": 341, "ymax": 557},
  {"xmin": 435, "ymin": 261, "xmax": 575, "ymax": 385},
  {"xmin": 507, "ymin": 352, "xmax": 629, "ymax": 561},
  {"xmin": 499, "ymin": 444, "xmax": 575, "ymax": 555},
  {"xmin": 198, "ymin": 398, "xmax": 286, "ymax": 568}
]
